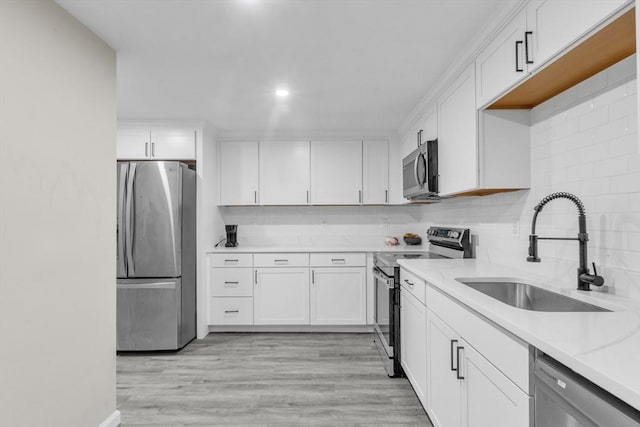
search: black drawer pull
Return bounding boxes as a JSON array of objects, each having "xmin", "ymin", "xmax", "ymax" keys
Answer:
[
  {"xmin": 450, "ymin": 339, "xmax": 458, "ymax": 371},
  {"xmin": 515, "ymin": 40, "xmax": 524, "ymax": 72},
  {"xmin": 456, "ymin": 346, "xmax": 464, "ymax": 379},
  {"xmin": 224, "ymin": 310, "xmax": 239, "ymax": 314}
]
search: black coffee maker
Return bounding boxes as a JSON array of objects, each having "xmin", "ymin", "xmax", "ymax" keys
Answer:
[{"xmin": 225, "ymin": 225, "xmax": 238, "ymax": 247}]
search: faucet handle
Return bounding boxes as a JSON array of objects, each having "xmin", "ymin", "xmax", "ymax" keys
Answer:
[{"xmin": 591, "ymin": 262, "xmax": 605, "ymax": 287}]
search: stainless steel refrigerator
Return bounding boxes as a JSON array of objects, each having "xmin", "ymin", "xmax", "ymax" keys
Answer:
[{"xmin": 116, "ymin": 161, "xmax": 196, "ymax": 351}]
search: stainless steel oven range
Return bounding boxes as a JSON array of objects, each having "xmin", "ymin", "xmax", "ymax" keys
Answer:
[{"xmin": 373, "ymin": 226, "xmax": 472, "ymax": 377}]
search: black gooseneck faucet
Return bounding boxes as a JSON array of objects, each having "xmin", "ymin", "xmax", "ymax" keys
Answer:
[{"xmin": 527, "ymin": 192, "xmax": 604, "ymax": 291}]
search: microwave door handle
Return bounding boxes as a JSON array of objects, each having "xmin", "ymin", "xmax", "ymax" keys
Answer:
[{"xmin": 414, "ymin": 154, "xmax": 421, "ymax": 188}]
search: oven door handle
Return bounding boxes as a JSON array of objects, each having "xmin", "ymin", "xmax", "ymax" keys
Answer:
[{"xmin": 373, "ymin": 269, "xmax": 395, "ymax": 289}]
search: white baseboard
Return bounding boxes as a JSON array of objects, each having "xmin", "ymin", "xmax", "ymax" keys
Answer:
[
  {"xmin": 98, "ymin": 410, "xmax": 121, "ymax": 427},
  {"xmin": 208, "ymin": 325, "xmax": 374, "ymax": 333}
]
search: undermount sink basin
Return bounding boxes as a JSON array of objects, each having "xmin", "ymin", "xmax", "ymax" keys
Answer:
[{"xmin": 456, "ymin": 280, "xmax": 611, "ymax": 312}]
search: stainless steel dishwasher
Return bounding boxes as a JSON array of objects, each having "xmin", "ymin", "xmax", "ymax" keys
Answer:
[{"xmin": 535, "ymin": 354, "xmax": 640, "ymax": 427}]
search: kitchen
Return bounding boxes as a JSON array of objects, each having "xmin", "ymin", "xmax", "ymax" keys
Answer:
[{"xmin": 3, "ymin": 0, "xmax": 640, "ymax": 426}]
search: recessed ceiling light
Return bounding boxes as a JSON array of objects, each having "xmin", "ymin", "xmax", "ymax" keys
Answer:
[{"xmin": 275, "ymin": 88, "xmax": 289, "ymax": 98}]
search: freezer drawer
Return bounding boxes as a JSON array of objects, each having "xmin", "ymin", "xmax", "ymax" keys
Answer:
[{"xmin": 117, "ymin": 279, "xmax": 181, "ymax": 351}]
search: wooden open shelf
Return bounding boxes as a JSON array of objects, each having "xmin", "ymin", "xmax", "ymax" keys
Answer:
[{"xmin": 488, "ymin": 8, "xmax": 636, "ymax": 110}]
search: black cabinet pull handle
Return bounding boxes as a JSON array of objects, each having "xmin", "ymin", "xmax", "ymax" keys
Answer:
[
  {"xmin": 456, "ymin": 346, "xmax": 464, "ymax": 379},
  {"xmin": 525, "ymin": 31, "xmax": 533, "ymax": 64},
  {"xmin": 515, "ymin": 40, "xmax": 524, "ymax": 72},
  {"xmin": 450, "ymin": 339, "xmax": 458, "ymax": 371},
  {"xmin": 224, "ymin": 310, "xmax": 239, "ymax": 314}
]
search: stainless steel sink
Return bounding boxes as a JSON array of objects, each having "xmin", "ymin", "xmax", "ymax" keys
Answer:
[{"xmin": 457, "ymin": 280, "xmax": 610, "ymax": 312}]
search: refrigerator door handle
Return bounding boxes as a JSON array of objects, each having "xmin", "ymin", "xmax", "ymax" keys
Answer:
[
  {"xmin": 125, "ymin": 163, "xmax": 137, "ymax": 276},
  {"xmin": 118, "ymin": 164, "xmax": 129, "ymax": 276}
]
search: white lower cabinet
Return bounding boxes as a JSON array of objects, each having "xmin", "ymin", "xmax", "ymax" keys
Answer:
[
  {"xmin": 210, "ymin": 297, "xmax": 253, "ymax": 325},
  {"xmin": 310, "ymin": 267, "xmax": 366, "ymax": 325},
  {"xmin": 426, "ymin": 309, "xmax": 463, "ymax": 427},
  {"xmin": 461, "ymin": 338, "xmax": 531, "ymax": 427},
  {"xmin": 254, "ymin": 267, "xmax": 310, "ymax": 325},
  {"xmin": 400, "ymin": 270, "xmax": 427, "ymax": 408},
  {"xmin": 423, "ymin": 286, "xmax": 531, "ymax": 427}
]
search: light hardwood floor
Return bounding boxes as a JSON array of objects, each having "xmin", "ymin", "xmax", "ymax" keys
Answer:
[{"xmin": 117, "ymin": 333, "xmax": 433, "ymax": 426}]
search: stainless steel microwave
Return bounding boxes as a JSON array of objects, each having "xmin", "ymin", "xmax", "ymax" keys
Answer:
[{"xmin": 402, "ymin": 138, "xmax": 438, "ymax": 200}]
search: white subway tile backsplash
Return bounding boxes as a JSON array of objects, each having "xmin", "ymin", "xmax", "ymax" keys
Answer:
[
  {"xmin": 609, "ymin": 93, "xmax": 637, "ymax": 121},
  {"xmin": 551, "ymin": 117, "xmax": 579, "ymax": 140},
  {"xmin": 594, "ymin": 116, "xmax": 629, "ymax": 142},
  {"xmin": 578, "ymin": 106, "xmax": 609, "ymax": 131},
  {"xmin": 610, "ymin": 172, "xmax": 640, "ymax": 194}
]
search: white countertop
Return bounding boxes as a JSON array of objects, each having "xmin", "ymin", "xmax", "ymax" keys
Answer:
[
  {"xmin": 397, "ymin": 258, "xmax": 640, "ymax": 411},
  {"xmin": 207, "ymin": 239, "xmax": 428, "ymax": 254}
]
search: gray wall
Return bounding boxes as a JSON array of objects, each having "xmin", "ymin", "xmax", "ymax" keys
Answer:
[{"xmin": 0, "ymin": 1, "xmax": 117, "ymax": 426}]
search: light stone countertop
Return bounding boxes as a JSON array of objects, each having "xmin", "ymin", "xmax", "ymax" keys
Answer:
[
  {"xmin": 396, "ymin": 258, "xmax": 640, "ymax": 411},
  {"xmin": 207, "ymin": 238, "xmax": 429, "ymax": 254}
]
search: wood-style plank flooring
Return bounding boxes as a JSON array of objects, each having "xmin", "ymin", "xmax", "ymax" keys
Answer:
[{"xmin": 117, "ymin": 333, "xmax": 433, "ymax": 426}]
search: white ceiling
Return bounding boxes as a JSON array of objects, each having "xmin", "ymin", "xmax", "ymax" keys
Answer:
[{"xmin": 55, "ymin": 0, "xmax": 513, "ymax": 135}]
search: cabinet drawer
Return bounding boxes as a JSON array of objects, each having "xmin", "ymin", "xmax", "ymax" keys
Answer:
[
  {"xmin": 254, "ymin": 253, "xmax": 309, "ymax": 267},
  {"xmin": 400, "ymin": 268, "xmax": 426, "ymax": 305},
  {"xmin": 310, "ymin": 252, "xmax": 366, "ymax": 267},
  {"xmin": 210, "ymin": 297, "xmax": 253, "ymax": 325},
  {"xmin": 426, "ymin": 284, "xmax": 530, "ymax": 392},
  {"xmin": 211, "ymin": 268, "xmax": 253, "ymax": 297},
  {"xmin": 211, "ymin": 253, "xmax": 253, "ymax": 268}
]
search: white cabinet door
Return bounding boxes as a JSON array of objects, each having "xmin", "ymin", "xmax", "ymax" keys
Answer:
[
  {"xmin": 151, "ymin": 126, "xmax": 196, "ymax": 160},
  {"xmin": 254, "ymin": 267, "xmax": 309, "ymax": 324},
  {"xmin": 426, "ymin": 309, "xmax": 463, "ymax": 427},
  {"xmin": 259, "ymin": 141, "xmax": 310, "ymax": 205},
  {"xmin": 461, "ymin": 338, "xmax": 530, "ymax": 427},
  {"xmin": 117, "ymin": 126, "xmax": 150, "ymax": 159},
  {"xmin": 438, "ymin": 64, "xmax": 478, "ymax": 196},
  {"xmin": 400, "ymin": 290, "xmax": 427, "ymax": 409},
  {"xmin": 476, "ymin": 10, "xmax": 529, "ymax": 108},
  {"xmin": 310, "ymin": 140, "xmax": 362, "ymax": 205},
  {"xmin": 423, "ymin": 107, "xmax": 438, "ymax": 142},
  {"xmin": 362, "ymin": 140, "xmax": 389, "ymax": 205},
  {"xmin": 527, "ymin": 0, "xmax": 628, "ymax": 72},
  {"xmin": 310, "ymin": 267, "xmax": 366, "ymax": 325},
  {"xmin": 219, "ymin": 141, "xmax": 259, "ymax": 205}
]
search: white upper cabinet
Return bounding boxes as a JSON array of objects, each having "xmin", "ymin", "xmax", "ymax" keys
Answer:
[
  {"xmin": 362, "ymin": 140, "xmax": 389, "ymax": 205},
  {"xmin": 310, "ymin": 141, "xmax": 362, "ymax": 205},
  {"xmin": 259, "ymin": 141, "xmax": 310, "ymax": 205},
  {"xmin": 117, "ymin": 125, "xmax": 150, "ymax": 159},
  {"xmin": 422, "ymin": 107, "xmax": 438, "ymax": 142},
  {"xmin": 526, "ymin": 0, "xmax": 628, "ymax": 72},
  {"xmin": 477, "ymin": 0, "xmax": 630, "ymax": 108},
  {"xmin": 438, "ymin": 64, "xmax": 478, "ymax": 196},
  {"xmin": 476, "ymin": 10, "xmax": 529, "ymax": 108},
  {"xmin": 438, "ymin": 64, "xmax": 530, "ymax": 197},
  {"xmin": 219, "ymin": 141, "xmax": 259, "ymax": 206},
  {"xmin": 151, "ymin": 126, "xmax": 196, "ymax": 160},
  {"xmin": 117, "ymin": 124, "xmax": 196, "ymax": 160}
]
